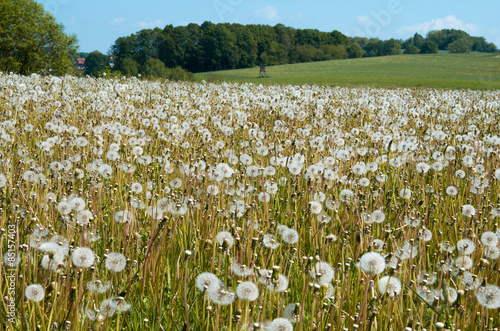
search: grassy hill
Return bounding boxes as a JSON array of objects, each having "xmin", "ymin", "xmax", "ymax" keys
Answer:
[{"xmin": 196, "ymin": 53, "xmax": 500, "ymax": 90}]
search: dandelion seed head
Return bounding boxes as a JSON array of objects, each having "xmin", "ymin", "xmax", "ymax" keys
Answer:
[
  {"xmin": 310, "ymin": 261, "xmax": 334, "ymax": 285},
  {"xmin": 359, "ymin": 252, "xmax": 386, "ymax": 275},
  {"xmin": 105, "ymin": 252, "xmax": 127, "ymax": 272},
  {"xmin": 476, "ymin": 285, "xmax": 500, "ymax": 309},
  {"xmin": 72, "ymin": 247, "xmax": 95, "ymax": 268},
  {"xmin": 25, "ymin": 284, "xmax": 45, "ymax": 302},
  {"xmin": 457, "ymin": 239, "xmax": 475, "ymax": 255},
  {"xmin": 196, "ymin": 272, "xmax": 221, "ymax": 292},
  {"xmin": 236, "ymin": 281, "xmax": 259, "ymax": 301},
  {"xmin": 378, "ymin": 276, "xmax": 402, "ymax": 297}
]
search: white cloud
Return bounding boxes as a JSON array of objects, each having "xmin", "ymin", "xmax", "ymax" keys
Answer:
[
  {"xmin": 109, "ymin": 17, "xmax": 126, "ymax": 26},
  {"xmin": 357, "ymin": 16, "xmax": 370, "ymax": 24},
  {"xmin": 133, "ymin": 19, "xmax": 165, "ymax": 29},
  {"xmin": 254, "ymin": 6, "xmax": 279, "ymax": 21},
  {"xmin": 397, "ymin": 15, "xmax": 479, "ymax": 36}
]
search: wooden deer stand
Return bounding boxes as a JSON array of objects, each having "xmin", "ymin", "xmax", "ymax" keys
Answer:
[{"xmin": 259, "ymin": 64, "xmax": 268, "ymax": 78}]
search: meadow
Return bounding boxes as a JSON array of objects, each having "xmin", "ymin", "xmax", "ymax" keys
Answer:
[
  {"xmin": 1, "ymin": 72, "xmax": 500, "ymax": 331},
  {"xmin": 196, "ymin": 53, "xmax": 500, "ymax": 90}
]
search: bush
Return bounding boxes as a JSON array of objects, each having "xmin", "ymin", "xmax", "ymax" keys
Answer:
[
  {"xmin": 420, "ymin": 41, "xmax": 439, "ymax": 54},
  {"xmin": 403, "ymin": 44, "xmax": 420, "ymax": 54},
  {"xmin": 164, "ymin": 66, "xmax": 194, "ymax": 81}
]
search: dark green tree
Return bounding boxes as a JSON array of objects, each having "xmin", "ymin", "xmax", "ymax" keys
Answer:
[
  {"xmin": 142, "ymin": 58, "xmax": 168, "ymax": 78},
  {"xmin": 420, "ymin": 40, "xmax": 439, "ymax": 54},
  {"xmin": 447, "ymin": 37, "xmax": 473, "ymax": 53},
  {"xmin": 413, "ymin": 33, "xmax": 425, "ymax": 49},
  {"xmin": 120, "ymin": 57, "xmax": 140, "ymax": 77},
  {"xmin": 84, "ymin": 51, "xmax": 109, "ymax": 77},
  {"xmin": 0, "ymin": 0, "xmax": 78, "ymax": 75},
  {"xmin": 383, "ymin": 39, "xmax": 402, "ymax": 55},
  {"xmin": 345, "ymin": 43, "xmax": 363, "ymax": 58},
  {"xmin": 403, "ymin": 44, "xmax": 420, "ymax": 54}
]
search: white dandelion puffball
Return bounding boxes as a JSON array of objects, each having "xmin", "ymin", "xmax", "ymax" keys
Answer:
[
  {"xmin": 57, "ymin": 201, "xmax": 72, "ymax": 215},
  {"xmin": 105, "ymin": 252, "xmax": 127, "ymax": 272},
  {"xmin": 208, "ymin": 287, "xmax": 235, "ymax": 305},
  {"xmin": 456, "ymin": 239, "xmax": 475, "ymax": 255},
  {"xmin": 196, "ymin": 272, "xmax": 221, "ymax": 292},
  {"xmin": 69, "ymin": 197, "xmax": 86, "ymax": 211},
  {"xmin": 236, "ymin": 281, "xmax": 259, "ymax": 301},
  {"xmin": 267, "ymin": 273, "xmax": 289, "ymax": 292},
  {"xmin": 462, "ymin": 204, "xmax": 476, "ymax": 218},
  {"xmin": 87, "ymin": 280, "xmax": 111, "ymax": 293},
  {"xmin": 476, "ymin": 285, "xmax": 500, "ymax": 309},
  {"xmin": 130, "ymin": 182, "xmax": 143, "ymax": 193},
  {"xmin": 359, "ymin": 252, "xmax": 386, "ymax": 275},
  {"xmin": 399, "ymin": 188, "xmax": 412, "ymax": 199},
  {"xmin": 216, "ymin": 231, "xmax": 234, "ymax": 249},
  {"xmin": 481, "ymin": 232, "xmax": 498, "ymax": 247},
  {"xmin": 281, "ymin": 228, "xmax": 299, "ymax": 244},
  {"xmin": 72, "ymin": 247, "xmax": 95, "ymax": 268},
  {"xmin": 76, "ymin": 210, "xmax": 93, "ymax": 226},
  {"xmin": 371, "ymin": 209, "xmax": 386, "ymax": 223},
  {"xmin": 25, "ymin": 284, "xmax": 45, "ymax": 302},
  {"xmin": 309, "ymin": 201, "xmax": 322, "ymax": 214},
  {"xmin": 310, "ymin": 261, "xmax": 334, "ymax": 285},
  {"xmin": 100, "ymin": 299, "xmax": 116, "ymax": 317},
  {"xmin": 110, "ymin": 296, "xmax": 132, "ymax": 312},
  {"xmin": 232, "ymin": 263, "xmax": 254, "ymax": 277},
  {"xmin": 378, "ymin": 276, "xmax": 402, "ymax": 297},
  {"xmin": 114, "ymin": 210, "xmax": 133, "ymax": 223},
  {"xmin": 263, "ymin": 234, "xmax": 280, "ymax": 249},
  {"xmin": 270, "ymin": 318, "xmax": 294, "ymax": 331}
]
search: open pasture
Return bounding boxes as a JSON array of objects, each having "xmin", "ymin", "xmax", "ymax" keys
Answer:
[
  {"xmin": 1, "ymin": 73, "xmax": 500, "ymax": 330},
  {"xmin": 196, "ymin": 53, "xmax": 500, "ymax": 91}
]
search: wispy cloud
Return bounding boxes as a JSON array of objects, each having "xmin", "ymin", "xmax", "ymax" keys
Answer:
[
  {"xmin": 357, "ymin": 16, "xmax": 370, "ymax": 24},
  {"xmin": 254, "ymin": 6, "xmax": 279, "ymax": 21},
  {"xmin": 108, "ymin": 17, "xmax": 125, "ymax": 26},
  {"xmin": 397, "ymin": 15, "xmax": 479, "ymax": 36},
  {"xmin": 133, "ymin": 19, "xmax": 165, "ymax": 29}
]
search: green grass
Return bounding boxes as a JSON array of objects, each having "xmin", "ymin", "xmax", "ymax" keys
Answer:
[{"xmin": 196, "ymin": 53, "xmax": 500, "ymax": 90}]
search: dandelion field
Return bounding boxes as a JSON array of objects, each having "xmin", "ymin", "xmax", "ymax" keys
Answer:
[{"xmin": 1, "ymin": 73, "xmax": 500, "ymax": 331}]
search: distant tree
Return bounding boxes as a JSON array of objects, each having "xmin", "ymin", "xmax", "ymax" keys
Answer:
[
  {"xmin": 403, "ymin": 44, "xmax": 420, "ymax": 54},
  {"xmin": 383, "ymin": 39, "xmax": 402, "ymax": 55},
  {"xmin": 350, "ymin": 37, "xmax": 369, "ymax": 50},
  {"xmin": 447, "ymin": 37, "xmax": 473, "ymax": 53},
  {"xmin": 84, "ymin": 51, "xmax": 109, "ymax": 77},
  {"xmin": 142, "ymin": 58, "xmax": 168, "ymax": 78},
  {"xmin": 401, "ymin": 37, "xmax": 414, "ymax": 49},
  {"xmin": 420, "ymin": 40, "xmax": 439, "ymax": 54},
  {"xmin": 427, "ymin": 29, "xmax": 470, "ymax": 50},
  {"xmin": 0, "ymin": 0, "xmax": 78, "ymax": 75},
  {"xmin": 486, "ymin": 43, "xmax": 498, "ymax": 53},
  {"xmin": 321, "ymin": 45, "xmax": 346, "ymax": 60},
  {"xmin": 364, "ymin": 39, "xmax": 384, "ymax": 57},
  {"xmin": 120, "ymin": 57, "xmax": 140, "ymax": 77},
  {"xmin": 345, "ymin": 43, "xmax": 363, "ymax": 58},
  {"xmin": 413, "ymin": 33, "xmax": 425, "ymax": 49}
]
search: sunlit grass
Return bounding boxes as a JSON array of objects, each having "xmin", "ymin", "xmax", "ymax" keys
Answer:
[{"xmin": 196, "ymin": 53, "xmax": 500, "ymax": 90}]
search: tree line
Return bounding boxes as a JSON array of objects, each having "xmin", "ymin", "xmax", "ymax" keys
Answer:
[
  {"xmin": 109, "ymin": 22, "xmax": 364, "ymax": 76},
  {"xmin": 106, "ymin": 23, "xmax": 497, "ymax": 77},
  {"xmin": 0, "ymin": 0, "xmax": 498, "ymax": 77}
]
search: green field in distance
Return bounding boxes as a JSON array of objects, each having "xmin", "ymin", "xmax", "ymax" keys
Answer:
[{"xmin": 196, "ymin": 53, "xmax": 500, "ymax": 90}]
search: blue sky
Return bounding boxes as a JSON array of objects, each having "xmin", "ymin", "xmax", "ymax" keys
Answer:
[{"xmin": 39, "ymin": 0, "xmax": 500, "ymax": 53}]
